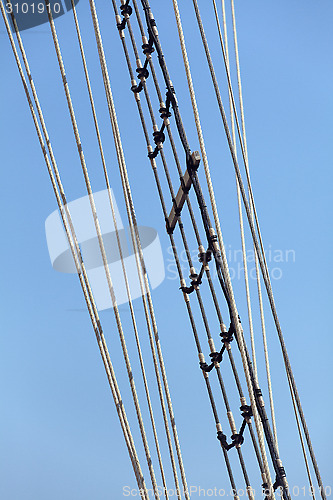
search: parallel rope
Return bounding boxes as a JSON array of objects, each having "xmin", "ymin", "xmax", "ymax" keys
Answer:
[
  {"xmin": 70, "ymin": 1, "xmax": 169, "ymax": 494},
  {"xmin": 215, "ymin": 0, "xmax": 279, "ymax": 454},
  {"xmin": 44, "ymin": 1, "xmax": 160, "ymax": 495},
  {"xmin": 86, "ymin": 1, "xmax": 190, "ymax": 498},
  {"xmin": 167, "ymin": 1, "xmax": 275, "ymax": 495},
  {"xmin": 0, "ymin": 3, "xmax": 148, "ymax": 495},
  {"xmin": 113, "ymin": 4, "xmax": 243, "ymax": 496},
  {"xmin": 230, "ymin": 0, "xmax": 323, "ymax": 491}
]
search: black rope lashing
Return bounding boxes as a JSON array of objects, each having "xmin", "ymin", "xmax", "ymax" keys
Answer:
[
  {"xmin": 273, "ymin": 467, "xmax": 287, "ymax": 491},
  {"xmin": 200, "ymin": 347, "xmax": 225, "ymax": 373},
  {"xmin": 117, "ymin": 0, "xmax": 132, "ymax": 31},
  {"xmin": 180, "ymin": 268, "xmax": 202, "ymax": 295},
  {"xmin": 216, "ymin": 405, "xmax": 252, "ymax": 451},
  {"xmin": 199, "ymin": 321, "xmax": 235, "ymax": 373},
  {"xmin": 131, "ymin": 33, "xmax": 155, "ymax": 94},
  {"xmin": 220, "ymin": 322, "xmax": 235, "ymax": 345},
  {"xmin": 198, "ymin": 247, "xmax": 212, "ymax": 265}
]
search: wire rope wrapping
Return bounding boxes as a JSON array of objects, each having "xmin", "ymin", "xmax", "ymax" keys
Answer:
[
  {"xmin": 1, "ymin": 0, "xmax": 326, "ymax": 498},
  {"xmin": 213, "ymin": 0, "xmax": 279, "ymax": 475},
  {"xmin": 227, "ymin": 0, "xmax": 317, "ymax": 492},
  {"xmin": 69, "ymin": 1, "xmax": 171, "ymax": 495},
  {"xmin": 108, "ymin": 2, "xmax": 262, "ymax": 497},
  {"xmin": 167, "ymin": 1, "xmax": 326, "ymax": 499},
  {"xmin": 120, "ymin": 1, "xmax": 272, "ymax": 494}
]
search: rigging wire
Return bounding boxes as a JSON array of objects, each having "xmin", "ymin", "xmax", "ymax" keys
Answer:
[
  {"xmin": 208, "ymin": 3, "xmax": 326, "ymax": 493},
  {"xmin": 86, "ymin": 0, "xmax": 193, "ymax": 497},
  {"xmin": 69, "ymin": 1, "xmax": 172, "ymax": 495},
  {"xmin": 156, "ymin": 0, "xmax": 276, "ymax": 495},
  {"xmin": 43, "ymin": 0, "xmax": 163, "ymax": 496},
  {"xmin": 1, "ymin": 0, "xmax": 326, "ymax": 497},
  {"xmin": 114, "ymin": 1, "xmax": 298, "ymax": 497},
  {"xmin": 127, "ymin": 3, "xmax": 267, "ymax": 482},
  {"xmin": 115, "ymin": 3, "xmax": 270, "ymax": 495},
  {"xmin": 0, "ymin": 3, "xmax": 149, "ymax": 495},
  {"xmin": 213, "ymin": 0, "xmax": 279, "ymax": 454},
  {"xmin": 219, "ymin": 0, "xmax": 321, "ymax": 493},
  {"xmin": 169, "ymin": 1, "xmax": 325, "ymax": 498},
  {"xmin": 106, "ymin": 0, "xmax": 264, "ymax": 496}
]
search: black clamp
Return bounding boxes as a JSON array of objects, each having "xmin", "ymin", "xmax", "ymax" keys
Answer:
[
  {"xmin": 159, "ymin": 103, "xmax": 172, "ymax": 119},
  {"xmin": 255, "ymin": 388, "xmax": 263, "ymax": 398},
  {"xmin": 132, "ymin": 33, "xmax": 155, "ymax": 94},
  {"xmin": 148, "ymin": 91, "xmax": 172, "ymax": 159},
  {"xmin": 131, "ymin": 65, "xmax": 150, "ymax": 94},
  {"xmin": 180, "ymin": 270, "xmax": 202, "ymax": 295},
  {"xmin": 142, "ymin": 33, "xmax": 155, "ymax": 55},
  {"xmin": 198, "ymin": 248, "xmax": 212, "ymax": 265},
  {"xmin": 217, "ymin": 430, "xmax": 244, "ymax": 451},
  {"xmin": 273, "ymin": 467, "xmax": 287, "ymax": 491},
  {"xmin": 216, "ymin": 405, "xmax": 251, "ymax": 451},
  {"xmin": 220, "ymin": 323, "xmax": 235, "ymax": 345},
  {"xmin": 200, "ymin": 348, "xmax": 224, "ymax": 373},
  {"xmin": 262, "ymin": 482, "xmax": 270, "ymax": 500},
  {"xmin": 117, "ymin": 0, "xmax": 132, "ymax": 31},
  {"xmin": 153, "ymin": 130, "xmax": 165, "ymax": 146},
  {"xmin": 240, "ymin": 404, "xmax": 253, "ymax": 420},
  {"xmin": 186, "ymin": 150, "xmax": 200, "ymax": 172}
]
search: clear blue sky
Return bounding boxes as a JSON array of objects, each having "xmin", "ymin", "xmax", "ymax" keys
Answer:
[{"xmin": 1, "ymin": 1, "xmax": 332, "ymax": 499}]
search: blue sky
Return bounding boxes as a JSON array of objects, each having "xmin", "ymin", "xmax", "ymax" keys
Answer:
[{"xmin": 1, "ymin": 1, "xmax": 332, "ymax": 499}]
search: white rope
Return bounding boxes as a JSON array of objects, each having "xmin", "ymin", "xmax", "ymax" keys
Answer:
[
  {"xmin": 186, "ymin": 1, "xmax": 325, "ymax": 497},
  {"xmin": 43, "ymin": 1, "xmax": 160, "ymax": 496},
  {"xmin": 70, "ymin": 1, "xmax": 171, "ymax": 494},
  {"xmin": 0, "ymin": 3, "xmax": 149, "ymax": 494},
  {"xmin": 227, "ymin": 0, "xmax": 279, "ymax": 452},
  {"xmin": 86, "ymin": 1, "xmax": 189, "ymax": 497},
  {"xmin": 170, "ymin": 0, "xmax": 274, "ymax": 494}
]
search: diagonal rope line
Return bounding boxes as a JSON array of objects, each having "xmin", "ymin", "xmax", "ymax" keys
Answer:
[
  {"xmin": 118, "ymin": 6, "xmax": 257, "ymax": 492},
  {"xmin": 214, "ymin": 0, "xmax": 278, "ymax": 463},
  {"xmin": 85, "ymin": 2, "xmax": 191, "ymax": 498},
  {"xmin": 69, "ymin": 1, "xmax": 171, "ymax": 494},
  {"xmin": 213, "ymin": 0, "xmax": 258, "ymax": 383},
  {"xmin": 166, "ymin": 0, "xmax": 275, "ymax": 495},
  {"xmin": 42, "ymin": 1, "xmax": 162, "ymax": 496},
  {"xmin": 214, "ymin": 0, "xmax": 279, "ymax": 455},
  {"xmin": 110, "ymin": 5, "xmax": 242, "ymax": 496},
  {"xmin": 127, "ymin": 4, "xmax": 267, "ymax": 485},
  {"xmin": 0, "ymin": 3, "xmax": 149, "ymax": 495},
  {"xmin": 114, "ymin": 1, "xmax": 280, "ymax": 496},
  {"xmin": 229, "ymin": 0, "xmax": 323, "ymax": 492}
]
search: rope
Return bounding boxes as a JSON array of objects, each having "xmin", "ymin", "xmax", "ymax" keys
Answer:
[
  {"xmin": 168, "ymin": 1, "xmax": 275, "ymax": 495},
  {"xmin": 116, "ymin": 1, "xmax": 278, "ymax": 496},
  {"xmin": 0, "ymin": 3, "xmax": 149, "ymax": 495},
  {"xmin": 215, "ymin": 0, "xmax": 279, "ymax": 454},
  {"xmin": 44, "ymin": 1, "xmax": 160, "ymax": 495},
  {"xmin": 126, "ymin": 2, "xmax": 267, "ymax": 492},
  {"xmin": 214, "ymin": 0, "xmax": 258, "ymax": 382},
  {"xmin": 70, "ymin": 1, "xmax": 170, "ymax": 494},
  {"xmin": 86, "ymin": 2, "xmax": 191, "ymax": 498},
  {"xmin": 113, "ymin": 4, "xmax": 242, "ymax": 495},
  {"xmin": 230, "ymin": 0, "xmax": 324, "ymax": 492}
]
